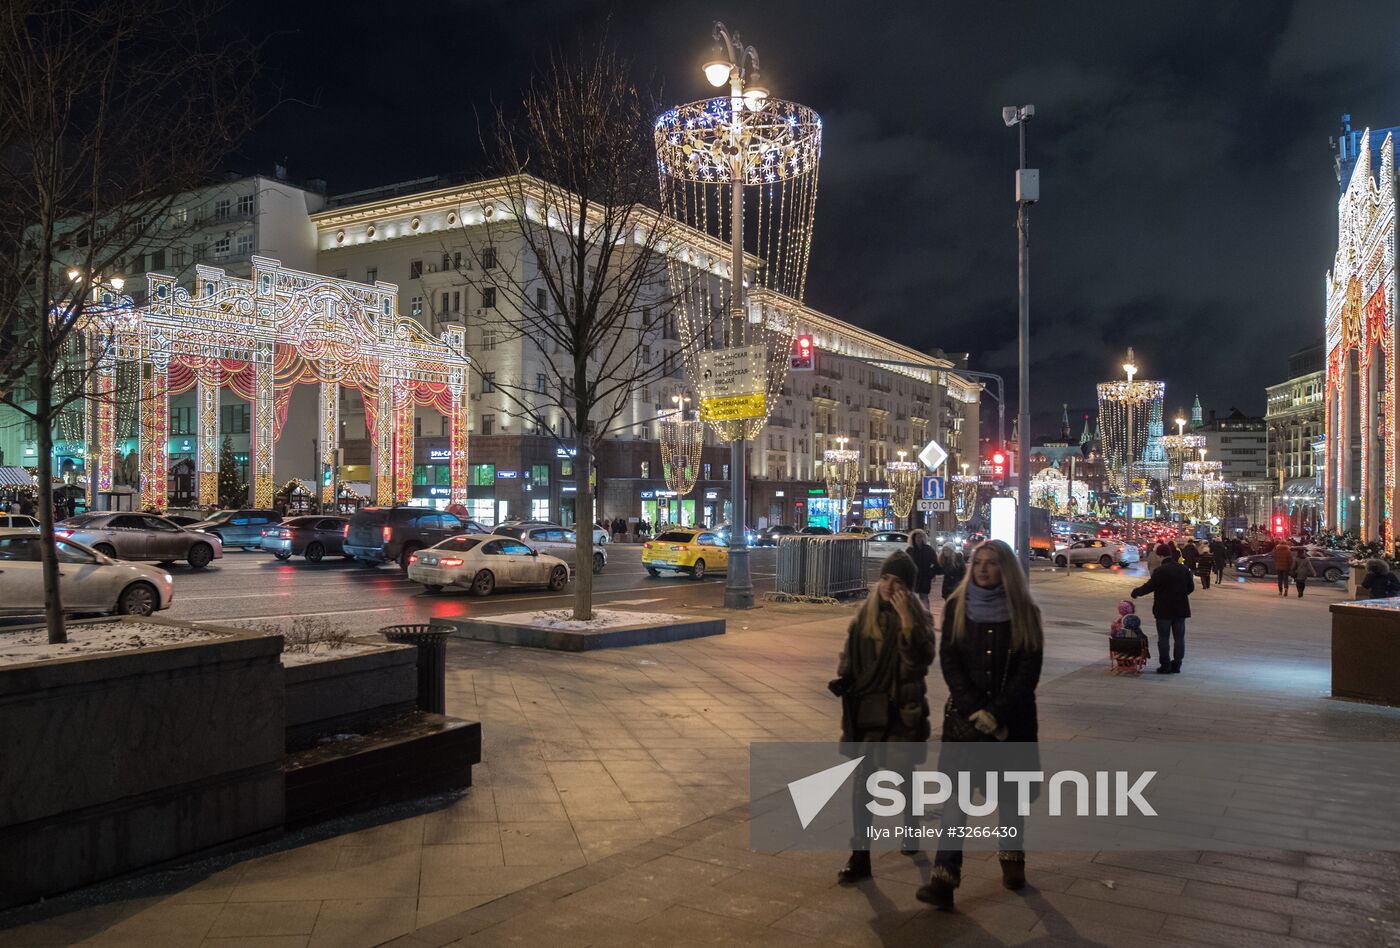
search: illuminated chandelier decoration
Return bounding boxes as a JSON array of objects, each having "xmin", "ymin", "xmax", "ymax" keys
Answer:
[
  {"xmin": 1176, "ymin": 455, "xmax": 1225, "ymax": 520},
  {"xmin": 655, "ymin": 28, "xmax": 822, "ymax": 442},
  {"xmin": 886, "ymin": 449, "xmax": 920, "ymax": 523},
  {"xmin": 1160, "ymin": 414, "xmax": 1206, "ymax": 514},
  {"xmin": 1096, "ymin": 348, "xmax": 1164, "ymax": 494},
  {"xmin": 1029, "ymin": 466, "xmax": 1090, "ymax": 514},
  {"xmin": 823, "ymin": 435, "xmax": 860, "ymax": 511},
  {"xmin": 660, "ymin": 398, "xmax": 704, "ymax": 498},
  {"xmin": 951, "ymin": 465, "xmax": 979, "ymax": 524}
]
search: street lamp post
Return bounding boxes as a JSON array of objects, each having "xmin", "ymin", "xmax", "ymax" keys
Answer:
[{"xmin": 1003, "ymin": 104, "xmax": 1036, "ymax": 574}]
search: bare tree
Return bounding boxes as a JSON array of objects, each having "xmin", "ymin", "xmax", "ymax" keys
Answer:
[
  {"xmin": 452, "ymin": 42, "xmax": 688, "ymax": 620},
  {"xmin": 0, "ymin": 0, "xmax": 254, "ymax": 642}
]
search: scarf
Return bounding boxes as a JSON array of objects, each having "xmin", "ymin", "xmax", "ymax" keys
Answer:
[{"xmin": 965, "ymin": 581, "xmax": 1010, "ymax": 623}]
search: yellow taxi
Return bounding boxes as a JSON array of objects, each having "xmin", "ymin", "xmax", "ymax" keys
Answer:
[{"xmin": 642, "ymin": 528, "xmax": 728, "ymax": 580}]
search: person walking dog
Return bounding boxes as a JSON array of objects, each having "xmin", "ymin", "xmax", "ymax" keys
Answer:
[
  {"xmin": 830, "ymin": 550, "xmax": 934, "ymax": 884},
  {"xmin": 1132, "ymin": 543, "xmax": 1194, "ymax": 673},
  {"xmin": 917, "ymin": 539, "xmax": 1043, "ymax": 911}
]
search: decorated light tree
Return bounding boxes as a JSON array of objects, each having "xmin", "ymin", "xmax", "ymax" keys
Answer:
[
  {"xmin": 823, "ymin": 436, "xmax": 860, "ymax": 531},
  {"xmin": 886, "ymin": 450, "xmax": 920, "ymax": 529}
]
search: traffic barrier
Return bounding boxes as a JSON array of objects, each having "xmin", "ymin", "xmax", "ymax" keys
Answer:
[{"xmin": 775, "ymin": 535, "xmax": 869, "ymax": 598}]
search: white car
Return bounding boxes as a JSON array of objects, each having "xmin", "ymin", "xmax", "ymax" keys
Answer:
[
  {"xmin": 1053, "ymin": 538, "xmax": 1140, "ymax": 568},
  {"xmin": 858, "ymin": 531, "xmax": 910, "ymax": 560},
  {"xmin": 407, "ymin": 534, "xmax": 571, "ymax": 596},
  {"xmin": 0, "ymin": 529, "xmax": 175, "ymax": 616},
  {"xmin": 0, "ymin": 514, "xmax": 40, "ymax": 529},
  {"xmin": 491, "ymin": 523, "xmax": 608, "ymax": 574}
]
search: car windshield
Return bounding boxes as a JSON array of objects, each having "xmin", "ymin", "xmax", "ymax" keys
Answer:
[
  {"xmin": 204, "ymin": 510, "xmax": 235, "ymax": 523},
  {"xmin": 656, "ymin": 531, "xmax": 695, "ymax": 542},
  {"xmin": 62, "ymin": 513, "xmax": 103, "ymax": 526},
  {"xmin": 436, "ymin": 536, "xmax": 481, "ymax": 551},
  {"xmin": 285, "ymin": 516, "xmax": 320, "ymax": 527}
]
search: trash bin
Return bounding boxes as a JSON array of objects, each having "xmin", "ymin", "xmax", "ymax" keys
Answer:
[{"xmin": 380, "ymin": 623, "xmax": 452, "ymax": 714}]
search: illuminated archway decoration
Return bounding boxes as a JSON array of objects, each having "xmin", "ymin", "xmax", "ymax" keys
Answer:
[
  {"xmin": 79, "ymin": 257, "xmax": 470, "ymax": 511},
  {"xmin": 1326, "ymin": 130, "xmax": 1396, "ymax": 544}
]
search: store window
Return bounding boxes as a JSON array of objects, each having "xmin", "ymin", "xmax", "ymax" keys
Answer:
[
  {"xmin": 703, "ymin": 463, "xmax": 711, "ymax": 480},
  {"xmin": 481, "ymin": 414, "xmax": 494, "ymax": 435},
  {"xmin": 640, "ymin": 461, "xmax": 650, "ymax": 478},
  {"xmin": 467, "ymin": 499, "xmax": 495, "ymax": 526},
  {"xmin": 561, "ymin": 459, "xmax": 574, "ymax": 477},
  {"xmin": 531, "ymin": 499, "xmax": 552, "ymax": 520},
  {"xmin": 531, "ymin": 464, "xmax": 549, "ymax": 486},
  {"xmin": 470, "ymin": 464, "xmax": 495, "ymax": 486}
]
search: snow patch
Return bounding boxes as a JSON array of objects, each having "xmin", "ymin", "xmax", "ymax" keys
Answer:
[
  {"xmin": 481, "ymin": 609, "xmax": 685, "ymax": 631},
  {"xmin": 0, "ymin": 622, "xmax": 224, "ymax": 667},
  {"xmin": 279, "ymin": 641, "xmax": 384, "ymax": 667}
]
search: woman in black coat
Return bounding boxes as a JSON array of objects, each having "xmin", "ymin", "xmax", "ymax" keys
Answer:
[
  {"xmin": 917, "ymin": 539, "xmax": 1043, "ymax": 912},
  {"xmin": 938, "ymin": 545, "xmax": 965, "ymax": 600},
  {"xmin": 831, "ymin": 550, "xmax": 934, "ymax": 883},
  {"xmin": 907, "ymin": 529, "xmax": 941, "ymax": 613}
]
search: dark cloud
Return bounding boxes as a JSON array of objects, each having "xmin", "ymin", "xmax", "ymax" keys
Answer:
[{"xmin": 229, "ymin": 0, "xmax": 1400, "ymax": 438}]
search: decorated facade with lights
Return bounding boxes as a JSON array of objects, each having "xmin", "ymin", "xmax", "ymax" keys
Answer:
[{"xmin": 1325, "ymin": 127, "xmax": 1396, "ymax": 543}]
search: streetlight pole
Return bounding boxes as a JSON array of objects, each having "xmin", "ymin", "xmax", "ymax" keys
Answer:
[{"xmin": 1003, "ymin": 104, "xmax": 1036, "ymax": 574}]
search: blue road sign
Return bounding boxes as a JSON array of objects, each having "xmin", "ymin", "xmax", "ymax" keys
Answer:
[{"xmin": 921, "ymin": 476, "xmax": 945, "ymax": 500}]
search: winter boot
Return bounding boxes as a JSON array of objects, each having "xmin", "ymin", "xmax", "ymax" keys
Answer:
[
  {"xmin": 916, "ymin": 866, "xmax": 957, "ymax": 910},
  {"xmin": 999, "ymin": 852, "xmax": 1026, "ymax": 891},
  {"xmin": 837, "ymin": 850, "xmax": 871, "ymax": 884}
]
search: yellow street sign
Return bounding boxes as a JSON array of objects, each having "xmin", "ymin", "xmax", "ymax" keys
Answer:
[{"xmin": 700, "ymin": 392, "xmax": 767, "ymax": 423}]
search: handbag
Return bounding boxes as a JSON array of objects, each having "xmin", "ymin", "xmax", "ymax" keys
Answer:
[{"xmin": 855, "ymin": 692, "xmax": 891, "ymax": 730}]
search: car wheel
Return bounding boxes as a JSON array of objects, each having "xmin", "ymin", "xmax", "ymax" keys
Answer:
[
  {"xmin": 549, "ymin": 565, "xmax": 568, "ymax": 591},
  {"xmin": 158, "ymin": 561, "xmax": 176, "ymax": 568},
  {"xmin": 94, "ymin": 543, "xmax": 117, "ymax": 558},
  {"xmin": 1249, "ymin": 562, "xmax": 1267, "ymax": 578},
  {"xmin": 471, "ymin": 570, "xmax": 495, "ymax": 596},
  {"xmin": 646, "ymin": 567, "xmax": 660, "ymax": 578},
  {"xmin": 399, "ymin": 545, "xmax": 419, "ymax": 572},
  {"xmin": 1054, "ymin": 555, "xmax": 1067, "ymax": 568},
  {"xmin": 274, "ymin": 551, "xmax": 292, "ymax": 561},
  {"xmin": 207, "ymin": 532, "xmax": 222, "ymax": 544},
  {"xmin": 1324, "ymin": 567, "xmax": 1342, "ymax": 583},
  {"xmin": 592, "ymin": 552, "xmax": 605, "ymax": 575},
  {"xmin": 691, "ymin": 559, "xmax": 706, "ymax": 581},
  {"xmin": 1099, "ymin": 555, "xmax": 1113, "ymax": 568},
  {"xmin": 186, "ymin": 543, "xmax": 213, "ymax": 569},
  {"xmin": 305, "ymin": 542, "xmax": 325, "ymax": 563},
  {"xmin": 423, "ymin": 584, "xmax": 443, "ymax": 594},
  {"xmin": 117, "ymin": 582, "xmax": 158, "ymax": 616}
]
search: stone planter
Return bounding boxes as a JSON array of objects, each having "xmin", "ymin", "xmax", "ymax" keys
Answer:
[
  {"xmin": 283, "ymin": 643, "xmax": 417, "ymax": 748},
  {"xmin": 1331, "ymin": 599, "xmax": 1400, "ymax": 705},
  {"xmin": 0, "ymin": 617, "xmax": 285, "ymax": 909},
  {"xmin": 1348, "ymin": 562, "xmax": 1368, "ymax": 599}
]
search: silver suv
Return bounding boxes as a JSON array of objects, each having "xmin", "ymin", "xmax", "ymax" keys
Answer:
[
  {"xmin": 56, "ymin": 512, "xmax": 224, "ymax": 569},
  {"xmin": 492, "ymin": 523, "xmax": 607, "ymax": 574}
]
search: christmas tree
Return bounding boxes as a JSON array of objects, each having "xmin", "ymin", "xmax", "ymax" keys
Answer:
[{"xmin": 217, "ymin": 434, "xmax": 247, "ymax": 508}]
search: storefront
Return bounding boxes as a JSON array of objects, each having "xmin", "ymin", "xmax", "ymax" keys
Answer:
[{"xmin": 860, "ymin": 491, "xmax": 895, "ymax": 531}]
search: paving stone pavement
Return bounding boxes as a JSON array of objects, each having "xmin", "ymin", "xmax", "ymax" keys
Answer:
[{"xmin": 3, "ymin": 567, "xmax": 1400, "ymax": 947}]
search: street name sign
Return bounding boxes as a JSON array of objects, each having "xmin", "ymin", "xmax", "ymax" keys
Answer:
[
  {"xmin": 918, "ymin": 438, "xmax": 948, "ymax": 473},
  {"xmin": 699, "ymin": 346, "xmax": 767, "ymax": 423}
]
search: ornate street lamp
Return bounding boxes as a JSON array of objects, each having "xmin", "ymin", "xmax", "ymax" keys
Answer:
[
  {"xmin": 1097, "ymin": 347, "xmax": 1163, "ymax": 535},
  {"xmin": 657, "ymin": 21, "xmax": 822, "ymax": 608}
]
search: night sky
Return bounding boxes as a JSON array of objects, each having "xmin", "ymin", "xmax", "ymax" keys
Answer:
[{"xmin": 229, "ymin": 0, "xmax": 1400, "ymax": 439}]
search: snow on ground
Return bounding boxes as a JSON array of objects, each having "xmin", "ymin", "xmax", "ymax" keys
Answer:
[
  {"xmin": 0, "ymin": 622, "xmax": 225, "ymax": 667},
  {"xmin": 279, "ymin": 641, "xmax": 385, "ymax": 667},
  {"xmin": 482, "ymin": 609, "xmax": 684, "ymax": 631}
]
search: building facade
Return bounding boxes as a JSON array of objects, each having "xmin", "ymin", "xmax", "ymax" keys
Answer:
[
  {"xmin": 1197, "ymin": 409, "xmax": 1271, "ymax": 525},
  {"xmin": 1264, "ymin": 345, "xmax": 1324, "ymax": 529}
]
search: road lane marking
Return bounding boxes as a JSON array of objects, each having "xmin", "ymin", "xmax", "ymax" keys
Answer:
[
  {"xmin": 604, "ymin": 598, "xmax": 667, "ymax": 606},
  {"xmin": 205, "ymin": 606, "xmax": 397, "ymax": 622}
]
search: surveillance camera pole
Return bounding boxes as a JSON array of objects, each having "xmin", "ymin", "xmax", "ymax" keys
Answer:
[{"xmin": 1006, "ymin": 104, "xmax": 1036, "ymax": 576}]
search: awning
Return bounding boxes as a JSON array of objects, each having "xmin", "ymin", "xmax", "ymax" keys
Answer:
[
  {"xmin": 0, "ymin": 467, "xmax": 35, "ymax": 487},
  {"xmin": 340, "ymin": 481, "xmax": 371, "ymax": 498},
  {"xmin": 1282, "ymin": 477, "xmax": 1322, "ymax": 501}
]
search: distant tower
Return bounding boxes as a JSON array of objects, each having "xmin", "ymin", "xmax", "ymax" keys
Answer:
[
  {"xmin": 1191, "ymin": 394, "xmax": 1203, "ymax": 429},
  {"xmin": 1139, "ymin": 399, "xmax": 1169, "ymax": 484},
  {"xmin": 1059, "ymin": 404, "xmax": 1071, "ymax": 441},
  {"xmin": 1080, "ymin": 414, "xmax": 1093, "ymax": 446}
]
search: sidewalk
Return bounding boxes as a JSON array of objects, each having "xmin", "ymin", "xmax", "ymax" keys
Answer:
[{"xmin": 4, "ymin": 569, "xmax": 1400, "ymax": 946}]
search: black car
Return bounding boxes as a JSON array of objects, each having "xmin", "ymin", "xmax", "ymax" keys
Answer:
[
  {"xmin": 800, "ymin": 525, "xmax": 833, "ymax": 536},
  {"xmin": 344, "ymin": 506, "xmax": 466, "ymax": 569},
  {"xmin": 260, "ymin": 515, "xmax": 350, "ymax": 562},
  {"xmin": 190, "ymin": 508, "xmax": 283, "ymax": 550},
  {"xmin": 755, "ymin": 524, "xmax": 798, "ymax": 546}
]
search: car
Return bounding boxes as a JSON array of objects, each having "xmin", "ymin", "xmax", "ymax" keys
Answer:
[
  {"xmin": 859, "ymin": 530, "xmax": 910, "ymax": 559},
  {"xmin": 755, "ymin": 524, "xmax": 798, "ymax": 546},
  {"xmin": 189, "ymin": 508, "xmax": 283, "ymax": 550},
  {"xmin": 344, "ymin": 506, "xmax": 466, "ymax": 570},
  {"xmin": 1052, "ymin": 538, "xmax": 1140, "ymax": 568},
  {"xmin": 800, "ymin": 525, "xmax": 833, "ymax": 535},
  {"xmin": 1235, "ymin": 547, "xmax": 1349, "ymax": 583},
  {"xmin": 260, "ymin": 515, "xmax": 350, "ymax": 562},
  {"xmin": 406, "ymin": 534, "xmax": 570, "ymax": 596},
  {"xmin": 0, "ymin": 529, "xmax": 174, "ymax": 616},
  {"xmin": 710, "ymin": 523, "xmax": 756, "ymax": 548},
  {"xmin": 491, "ymin": 523, "xmax": 607, "ymax": 574},
  {"xmin": 163, "ymin": 514, "xmax": 203, "ymax": 527},
  {"xmin": 642, "ymin": 528, "xmax": 728, "ymax": 580},
  {"xmin": 843, "ymin": 525, "xmax": 877, "ymax": 538},
  {"xmin": 0, "ymin": 514, "xmax": 40, "ymax": 529},
  {"xmin": 55, "ymin": 512, "xmax": 223, "ymax": 569}
]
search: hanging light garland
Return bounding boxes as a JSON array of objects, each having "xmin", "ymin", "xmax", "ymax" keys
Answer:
[
  {"xmin": 660, "ymin": 398, "xmax": 704, "ymax": 498},
  {"xmin": 1096, "ymin": 349, "xmax": 1164, "ymax": 494},
  {"xmin": 886, "ymin": 449, "xmax": 919, "ymax": 525},
  {"xmin": 951, "ymin": 465, "xmax": 979, "ymax": 524},
  {"xmin": 1029, "ymin": 465, "xmax": 1090, "ymax": 515},
  {"xmin": 823, "ymin": 435, "xmax": 860, "ymax": 518}
]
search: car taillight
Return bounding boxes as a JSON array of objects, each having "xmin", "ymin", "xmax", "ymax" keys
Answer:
[
  {"xmin": 643, "ymin": 542, "xmax": 651, "ymax": 549},
  {"xmin": 382, "ymin": 525, "xmax": 392, "ymax": 543},
  {"xmin": 55, "ymin": 529, "xmax": 71, "ymax": 538},
  {"xmin": 671, "ymin": 545, "xmax": 688, "ymax": 551},
  {"xmin": 279, "ymin": 529, "xmax": 292, "ymax": 539},
  {"xmin": 408, "ymin": 552, "xmax": 420, "ymax": 564},
  {"xmin": 342, "ymin": 524, "xmax": 350, "ymax": 538},
  {"xmin": 438, "ymin": 556, "xmax": 463, "ymax": 567}
]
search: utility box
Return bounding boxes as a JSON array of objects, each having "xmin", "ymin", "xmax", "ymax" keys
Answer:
[{"xmin": 1016, "ymin": 169, "xmax": 1040, "ymax": 204}]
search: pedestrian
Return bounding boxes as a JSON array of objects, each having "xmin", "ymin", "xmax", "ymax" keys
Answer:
[
  {"xmin": 917, "ymin": 539, "xmax": 1043, "ymax": 911},
  {"xmin": 1181, "ymin": 541, "xmax": 1198, "ymax": 573},
  {"xmin": 829, "ymin": 550, "xmax": 934, "ymax": 884},
  {"xmin": 938, "ymin": 545, "xmax": 965, "ymax": 601},
  {"xmin": 1131, "ymin": 543, "xmax": 1194, "ymax": 674},
  {"xmin": 1360, "ymin": 559, "xmax": 1400, "ymax": 599},
  {"xmin": 1272, "ymin": 541, "xmax": 1293, "ymax": 597},
  {"xmin": 1290, "ymin": 550, "xmax": 1314, "ymax": 598},
  {"xmin": 907, "ymin": 529, "xmax": 940, "ymax": 614},
  {"xmin": 1146, "ymin": 542, "xmax": 1163, "ymax": 574},
  {"xmin": 1210, "ymin": 538, "xmax": 1228, "ymax": 585},
  {"xmin": 1194, "ymin": 541, "xmax": 1213, "ymax": 590}
]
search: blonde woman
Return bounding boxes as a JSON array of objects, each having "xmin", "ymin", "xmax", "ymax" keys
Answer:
[
  {"xmin": 830, "ymin": 550, "xmax": 935, "ymax": 883},
  {"xmin": 917, "ymin": 539, "xmax": 1044, "ymax": 911}
]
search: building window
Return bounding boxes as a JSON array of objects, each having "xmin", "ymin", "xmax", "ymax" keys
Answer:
[
  {"xmin": 409, "ymin": 259, "xmax": 423, "ymax": 279},
  {"xmin": 482, "ymin": 286, "xmax": 497, "ymax": 308},
  {"xmin": 481, "ymin": 415, "xmax": 494, "ymax": 436},
  {"xmin": 410, "ymin": 296, "xmax": 423, "ymax": 318},
  {"xmin": 236, "ymin": 234, "xmax": 253, "ymax": 255},
  {"xmin": 441, "ymin": 253, "xmax": 451, "ymax": 271},
  {"xmin": 440, "ymin": 291, "xmax": 449, "ymax": 315},
  {"xmin": 453, "ymin": 251, "xmax": 462, "ymax": 269},
  {"xmin": 536, "ymin": 373, "xmax": 547, "ymax": 393},
  {"xmin": 482, "ymin": 372, "xmax": 495, "ymax": 392},
  {"xmin": 452, "ymin": 291, "xmax": 460, "ymax": 312},
  {"xmin": 171, "ymin": 248, "xmax": 187, "ymax": 268},
  {"xmin": 213, "ymin": 199, "xmax": 231, "ymax": 221},
  {"xmin": 366, "ymin": 267, "xmax": 377, "ymax": 283},
  {"xmin": 481, "ymin": 246, "xmax": 497, "ymax": 269},
  {"xmin": 213, "ymin": 235, "xmax": 230, "ymax": 256},
  {"xmin": 642, "ymin": 345, "xmax": 652, "ymax": 364},
  {"xmin": 221, "ymin": 403, "xmax": 249, "ymax": 434},
  {"xmin": 170, "ymin": 407, "xmax": 194, "ymax": 435},
  {"xmin": 562, "ymin": 459, "xmax": 574, "ymax": 477},
  {"xmin": 414, "ymin": 415, "xmax": 422, "ymax": 437},
  {"xmin": 535, "ymin": 287, "xmax": 546, "ymax": 310},
  {"xmin": 531, "ymin": 464, "xmax": 549, "ymax": 486},
  {"xmin": 149, "ymin": 249, "xmax": 166, "ymax": 270},
  {"xmin": 172, "ymin": 207, "xmax": 188, "ymax": 226},
  {"xmin": 703, "ymin": 463, "xmax": 711, "ymax": 480},
  {"xmin": 482, "ymin": 329, "xmax": 498, "ymax": 351},
  {"xmin": 236, "ymin": 194, "xmax": 253, "ymax": 216},
  {"xmin": 722, "ymin": 464, "xmax": 729, "ymax": 479},
  {"xmin": 470, "ymin": 463, "xmax": 495, "ymax": 486}
]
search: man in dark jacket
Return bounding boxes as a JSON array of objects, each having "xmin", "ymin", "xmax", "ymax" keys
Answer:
[
  {"xmin": 906, "ymin": 529, "xmax": 941, "ymax": 613},
  {"xmin": 1131, "ymin": 543, "xmax": 1194, "ymax": 674}
]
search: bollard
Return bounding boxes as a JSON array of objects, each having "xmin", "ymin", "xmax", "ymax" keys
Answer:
[{"xmin": 380, "ymin": 623, "xmax": 452, "ymax": 714}]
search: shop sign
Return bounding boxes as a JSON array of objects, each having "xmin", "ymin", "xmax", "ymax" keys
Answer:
[
  {"xmin": 705, "ymin": 490, "xmax": 718, "ymax": 499},
  {"xmin": 806, "ymin": 487, "xmax": 824, "ymax": 496},
  {"xmin": 640, "ymin": 490, "xmax": 656, "ymax": 499},
  {"xmin": 862, "ymin": 496, "xmax": 888, "ymax": 510},
  {"xmin": 428, "ymin": 448, "xmax": 452, "ymax": 461},
  {"xmin": 555, "ymin": 447, "xmax": 577, "ymax": 457},
  {"xmin": 775, "ymin": 490, "xmax": 785, "ymax": 497},
  {"xmin": 562, "ymin": 485, "xmax": 577, "ymax": 493},
  {"xmin": 867, "ymin": 487, "xmax": 893, "ymax": 495},
  {"xmin": 428, "ymin": 486, "xmax": 451, "ymax": 497},
  {"xmin": 497, "ymin": 470, "xmax": 519, "ymax": 479}
]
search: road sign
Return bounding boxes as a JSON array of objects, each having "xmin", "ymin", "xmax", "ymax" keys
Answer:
[
  {"xmin": 698, "ymin": 346, "xmax": 767, "ymax": 422},
  {"xmin": 917, "ymin": 499, "xmax": 950, "ymax": 512},
  {"xmin": 918, "ymin": 438, "xmax": 947, "ymax": 473},
  {"xmin": 790, "ymin": 335, "xmax": 814, "ymax": 371},
  {"xmin": 921, "ymin": 475, "xmax": 945, "ymax": 500}
]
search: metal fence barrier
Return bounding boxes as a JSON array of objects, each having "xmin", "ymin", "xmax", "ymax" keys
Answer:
[{"xmin": 775, "ymin": 535, "xmax": 870, "ymax": 598}]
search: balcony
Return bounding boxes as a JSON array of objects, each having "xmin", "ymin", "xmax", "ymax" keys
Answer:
[
  {"xmin": 767, "ymin": 415, "xmax": 795, "ymax": 429},
  {"xmin": 814, "ymin": 366, "xmax": 842, "ymax": 380}
]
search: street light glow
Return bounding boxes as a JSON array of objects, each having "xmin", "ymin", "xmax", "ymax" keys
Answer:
[{"xmin": 703, "ymin": 59, "xmax": 731, "ymax": 87}]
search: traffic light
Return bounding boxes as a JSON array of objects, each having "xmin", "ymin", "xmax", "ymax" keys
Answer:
[
  {"xmin": 790, "ymin": 334, "xmax": 814, "ymax": 371},
  {"xmin": 990, "ymin": 449, "xmax": 1008, "ymax": 484},
  {"xmin": 1272, "ymin": 514, "xmax": 1286, "ymax": 536}
]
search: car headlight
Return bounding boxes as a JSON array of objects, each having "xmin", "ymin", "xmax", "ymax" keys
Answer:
[{"xmin": 164, "ymin": 574, "xmax": 173, "ymax": 583}]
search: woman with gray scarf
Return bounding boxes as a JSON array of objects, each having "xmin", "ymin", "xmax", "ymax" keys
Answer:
[{"xmin": 918, "ymin": 539, "xmax": 1044, "ymax": 911}]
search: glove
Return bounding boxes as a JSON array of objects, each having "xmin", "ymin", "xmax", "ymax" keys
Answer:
[
  {"xmin": 969, "ymin": 709, "xmax": 998, "ymax": 735},
  {"xmin": 827, "ymin": 677, "xmax": 851, "ymax": 697}
]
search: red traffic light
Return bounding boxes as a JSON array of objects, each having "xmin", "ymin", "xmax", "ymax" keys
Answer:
[
  {"xmin": 992, "ymin": 451, "xmax": 1006, "ymax": 465},
  {"xmin": 797, "ymin": 334, "xmax": 812, "ymax": 351},
  {"xmin": 1272, "ymin": 515, "xmax": 1286, "ymax": 536},
  {"xmin": 790, "ymin": 335, "xmax": 814, "ymax": 371}
]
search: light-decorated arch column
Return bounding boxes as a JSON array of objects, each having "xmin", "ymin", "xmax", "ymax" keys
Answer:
[
  {"xmin": 394, "ymin": 383, "xmax": 415, "ymax": 506},
  {"xmin": 197, "ymin": 364, "xmax": 221, "ymax": 507},
  {"xmin": 138, "ymin": 339, "xmax": 170, "ymax": 511},
  {"xmin": 251, "ymin": 341, "xmax": 275, "ymax": 508},
  {"xmin": 449, "ymin": 384, "xmax": 469, "ymax": 507},
  {"xmin": 318, "ymin": 380, "xmax": 338, "ymax": 507},
  {"xmin": 374, "ymin": 374, "xmax": 394, "ymax": 505}
]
